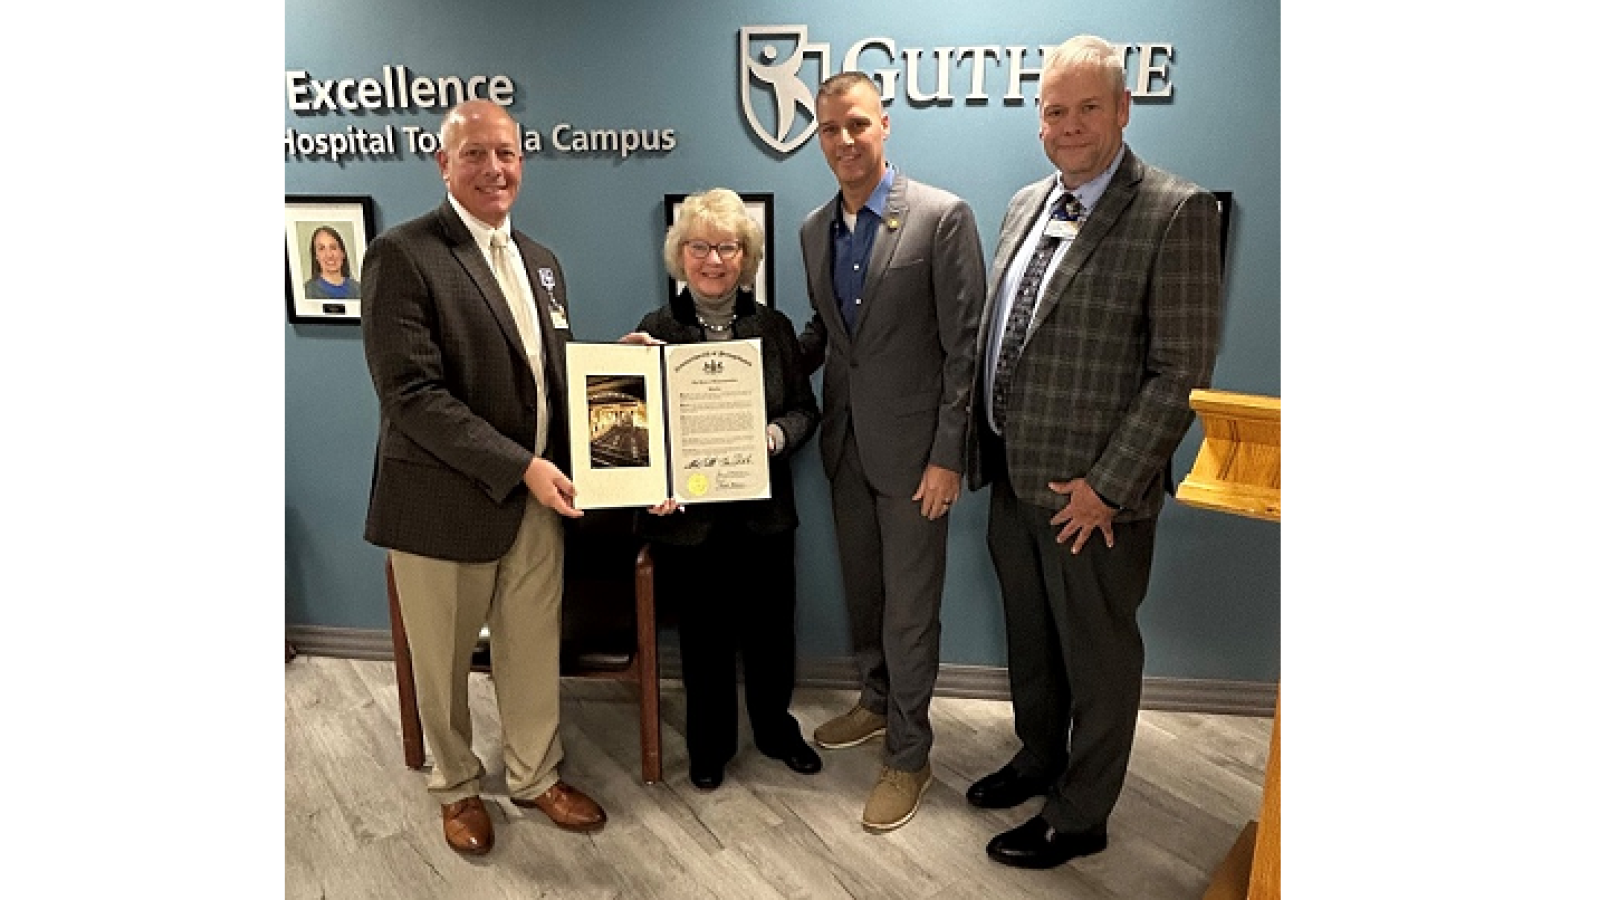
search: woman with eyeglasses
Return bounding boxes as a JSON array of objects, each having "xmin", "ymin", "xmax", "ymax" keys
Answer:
[{"xmin": 635, "ymin": 187, "xmax": 823, "ymax": 790}]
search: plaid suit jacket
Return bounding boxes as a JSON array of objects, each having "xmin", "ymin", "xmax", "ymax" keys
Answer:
[
  {"xmin": 967, "ymin": 149, "xmax": 1221, "ymax": 519},
  {"xmin": 361, "ymin": 201, "xmax": 572, "ymax": 562}
]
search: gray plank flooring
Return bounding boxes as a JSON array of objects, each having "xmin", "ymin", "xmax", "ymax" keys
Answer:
[{"xmin": 286, "ymin": 656, "xmax": 1270, "ymax": 899}]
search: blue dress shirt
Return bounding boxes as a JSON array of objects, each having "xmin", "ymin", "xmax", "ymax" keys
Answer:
[{"xmin": 830, "ymin": 165, "xmax": 896, "ymax": 333}]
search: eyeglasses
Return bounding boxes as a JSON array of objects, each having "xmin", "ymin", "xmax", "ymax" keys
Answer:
[{"xmin": 685, "ymin": 240, "xmax": 743, "ymax": 260}]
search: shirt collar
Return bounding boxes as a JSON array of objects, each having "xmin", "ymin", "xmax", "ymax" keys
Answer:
[
  {"xmin": 1053, "ymin": 144, "xmax": 1125, "ymax": 214},
  {"xmin": 835, "ymin": 164, "xmax": 897, "ymax": 224},
  {"xmin": 447, "ymin": 193, "xmax": 512, "ymax": 255}
]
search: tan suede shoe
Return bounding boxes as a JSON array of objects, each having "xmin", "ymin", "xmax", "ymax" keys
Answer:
[
  {"xmin": 862, "ymin": 763, "xmax": 932, "ymax": 833},
  {"xmin": 813, "ymin": 704, "xmax": 887, "ymax": 749}
]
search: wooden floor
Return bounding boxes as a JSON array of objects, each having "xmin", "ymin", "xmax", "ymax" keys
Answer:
[{"xmin": 286, "ymin": 655, "xmax": 1271, "ymax": 900}]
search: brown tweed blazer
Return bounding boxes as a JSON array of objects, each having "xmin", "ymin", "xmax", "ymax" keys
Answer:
[
  {"xmin": 361, "ymin": 201, "xmax": 572, "ymax": 562},
  {"xmin": 967, "ymin": 149, "xmax": 1222, "ymax": 519}
]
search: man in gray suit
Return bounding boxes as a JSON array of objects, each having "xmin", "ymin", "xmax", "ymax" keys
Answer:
[
  {"xmin": 362, "ymin": 99, "xmax": 606, "ymax": 856},
  {"xmin": 797, "ymin": 71, "xmax": 985, "ymax": 832},
  {"xmin": 964, "ymin": 36, "xmax": 1222, "ymax": 868}
]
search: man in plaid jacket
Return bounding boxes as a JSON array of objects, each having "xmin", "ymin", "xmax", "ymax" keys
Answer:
[{"xmin": 964, "ymin": 35, "xmax": 1223, "ymax": 869}]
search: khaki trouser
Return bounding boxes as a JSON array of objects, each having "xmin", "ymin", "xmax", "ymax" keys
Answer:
[{"xmin": 390, "ymin": 499, "xmax": 565, "ymax": 804}]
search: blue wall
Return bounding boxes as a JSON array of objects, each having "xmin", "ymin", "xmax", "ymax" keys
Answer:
[{"xmin": 285, "ymin": 0, "xmax": 1280, "ymax": 680}]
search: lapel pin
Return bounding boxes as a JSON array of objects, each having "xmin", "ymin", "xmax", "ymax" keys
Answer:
[{"xmin": 886, "ymin": 216, "xmax": 901, "ymax": 232}]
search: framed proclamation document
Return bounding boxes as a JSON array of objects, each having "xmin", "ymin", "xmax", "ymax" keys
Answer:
[{"xmin": 564, "ymin": 339, "xmax": 772, "ymax": 510}]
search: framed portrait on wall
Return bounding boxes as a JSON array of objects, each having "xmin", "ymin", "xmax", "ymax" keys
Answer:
[
  {"xmin": 285, "ymin": 195, "xmax": 375, "ymax": 325},
  {"xmin": 663, "ymin": 192, "xmax": 776, "ymax": 307}
]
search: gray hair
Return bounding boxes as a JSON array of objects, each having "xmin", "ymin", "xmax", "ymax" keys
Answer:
[{"xmin": 1041, "ymin": 35, "xmax": 1126, "ymax": 96}]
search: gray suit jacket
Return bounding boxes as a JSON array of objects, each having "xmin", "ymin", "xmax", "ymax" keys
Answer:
[
  {"xmin": 362, "ymin": 201, "xmax": 572, "ymax": 562},
  {"xmin": 798, "ymin": 171, "xmax": 985, "ymax": 495},
  {"xmin": 968, "ymin": 148, "xmax": 1222, "ymax": 519}
]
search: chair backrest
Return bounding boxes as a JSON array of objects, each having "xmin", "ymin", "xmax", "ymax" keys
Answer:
[{"xmin": 561, "ymin": 508, "xmax": 645, "ymax": 672}]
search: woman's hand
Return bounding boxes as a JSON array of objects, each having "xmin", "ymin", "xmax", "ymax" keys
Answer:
[{"xmin": 646, "ymin": 498, "xmax": 682, "ymax": 516}]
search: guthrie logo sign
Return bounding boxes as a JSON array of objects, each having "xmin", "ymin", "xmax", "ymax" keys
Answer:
[{"xmin": 739, "ymin": 25, "xmax": 1178, "ymax": 155}]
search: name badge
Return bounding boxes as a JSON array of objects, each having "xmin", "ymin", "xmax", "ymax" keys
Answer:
[
  {"xmin": 537, "ymin": 267, "xmax": 570, "ymax": 329},
  {"xmin": 1043, "ymin": 218, "xmax": 1079, "ymax": 240}
]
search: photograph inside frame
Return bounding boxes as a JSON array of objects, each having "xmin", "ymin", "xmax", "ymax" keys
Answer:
[{"xmin": 284, "ymin": 195, "xmax": 374, "ymax": 325}]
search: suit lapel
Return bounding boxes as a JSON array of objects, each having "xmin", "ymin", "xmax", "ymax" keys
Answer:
[
  {"xmin": 992, "ymin": 177, "xmax": 1055, "ymax": 283},
  {"xmin": 802, "ymin": 208, "xmax": 849, "ymax": 338},
  {"xmin": 512, "ymin": 233, "xmax": 563, "ymax": 336},
  {"xmin": 1028, "ymin": 151, "xmax": 1145, "ymax": 341},
  {"xmin": 978, "ymin": 177, "xmax": 1054, "ymax": 352},
  {"xmin": 512, "ymin": 232, "xmax": 567, "ymax": 400},
  {"xmin": 438, "ymin": 203, "xmax": 524, "ymax": 354},
  {"xmin": 854, "ymin": 172, "xmax": 908, "ymax": 335}
]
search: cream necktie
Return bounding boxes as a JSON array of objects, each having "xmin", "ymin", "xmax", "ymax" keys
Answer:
[{"xmin": 490, "ymin": 231, "xmax": 547, "ymax": 456}]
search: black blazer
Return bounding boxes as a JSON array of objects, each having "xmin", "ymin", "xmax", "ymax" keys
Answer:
[
  {"xmin": 633, "ymin": 288, "xmax": 819, "ymax": 545},
  {"xmin": 362, "ymin": 201, "xmax": 573, "ymax": 562}
]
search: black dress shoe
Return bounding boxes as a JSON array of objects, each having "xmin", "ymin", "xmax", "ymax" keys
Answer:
[
  {"xmin": 966, "ymin": 764, "xmax": 1050, "ymax": 809},
  {"xmin": 758, "ymin": 738, "xmax": 823, "ymax": 774},
  {"xmin": 689, "ymin": 761, "xmax": 724, "ymax": 790},
  {"xmin": 770, "ymin": 741, "xmax": 823, "ymax": 774},
  {"xmin": 986, "ymin": 816, "xmax": 1107, "ymax": 869}
]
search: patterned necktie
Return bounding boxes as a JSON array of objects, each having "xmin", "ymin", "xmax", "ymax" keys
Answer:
[
  {"xmin": 490, "ymin": 231, "xmax": 548, "ymax": 456},
  {"xmin": 991, "ymin": 194, "xmax": 1083, "ymax": 433}
]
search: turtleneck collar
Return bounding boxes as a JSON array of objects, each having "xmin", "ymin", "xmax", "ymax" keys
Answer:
[{"xmin": 688, "ymin": 285, "xmax": 739, "ymax": 326}]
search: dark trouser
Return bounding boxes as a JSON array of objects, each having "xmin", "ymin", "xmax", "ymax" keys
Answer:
[
  {"xmin": 653, "ymin": 523, "xmax": 803, "ymax": 768},
  {"xmin": 829, "ymin": 426, "xmax": 947, "ymax": 772},
  {"xmin": 986, "ymin": 470, "xmax": 1156, "ymax": 833}
]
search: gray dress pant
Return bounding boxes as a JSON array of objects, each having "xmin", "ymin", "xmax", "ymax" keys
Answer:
[
  {"xmin": 986, "ymin": 471, "xmax": 1156, "ymax": 833},
  {"xmin": 828, "ymin": 425, "xmax": 947, "ymax": 772}
]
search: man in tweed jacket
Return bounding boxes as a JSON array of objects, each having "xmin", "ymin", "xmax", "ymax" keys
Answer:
[
  {"xmin": 362, "ymin": 99, "xmax": 606, "ymax": 856},
  {"xmin": 964, "ymin": 36, "xmax": 1222, "ymax": 869}
]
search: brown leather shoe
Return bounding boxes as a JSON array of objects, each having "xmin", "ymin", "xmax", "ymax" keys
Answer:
[
  {"xmin": 441, "ymin": 796, "xmax": 494, "ymax": 855},
  {"xmin": 510, "ymin": 781, "xmax": 607, "ymax": 832}
]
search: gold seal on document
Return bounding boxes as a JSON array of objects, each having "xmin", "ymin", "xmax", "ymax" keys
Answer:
[{"xmin": 686, "ymin": 473, "xmax": 710, "ymax": 497}]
